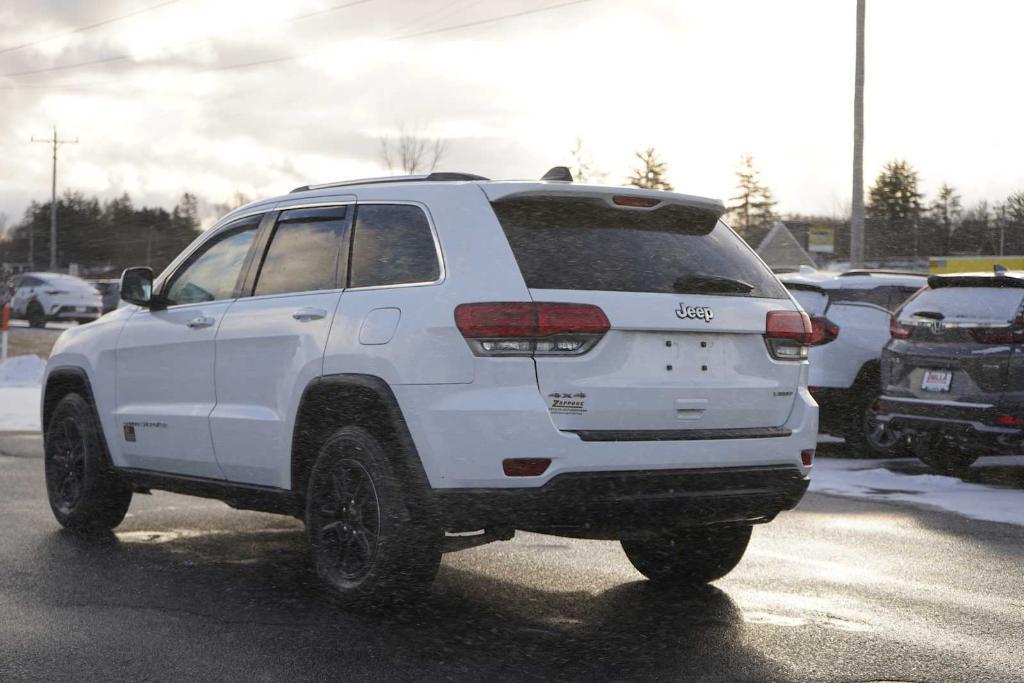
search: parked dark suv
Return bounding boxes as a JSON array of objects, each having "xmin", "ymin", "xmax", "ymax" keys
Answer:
[{"xmin": 877, "ymin": 270, "xmax": 1024, "ymax": 473}]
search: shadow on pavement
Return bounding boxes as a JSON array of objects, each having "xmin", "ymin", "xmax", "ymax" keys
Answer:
[{"xmin": 24, "ymin": 524, "xmax": 790, "ymax": 681}]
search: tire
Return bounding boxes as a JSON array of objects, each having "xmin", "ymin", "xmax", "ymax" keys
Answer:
[
  {"xmin": 27, "ymin": 302, "xmax": 46, "ymax": 328},
  {"xmin": 305, "ymin": 427, "xmax": 441, "ymax": 604},
  {"xmin": 844, "ymin": 389, "xmax": 906, "ymax": 458},
  {"xmin": 44, "ymin": 393, "xmax": 133, "ymax": 530},
  {"xmin": 621, "ymin": 525, "xmax": 753, "ymax": 586},
  {"xmin": 912, "ymin": 435, "xmax": 979, "ymax": 475}
]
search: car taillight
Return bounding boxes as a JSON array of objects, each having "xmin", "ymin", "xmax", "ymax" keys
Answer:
[
  {"xmin": 994, "ymin": 414, "xmax": 1024, "ymax": 427},
  {"xmin": 455, "ymin": 302, "xmax": 610, "ymax": 357},
  {"xmin": 764, "ymin": 310, "xmax": 812, "ymax": 360},
  {"xmin": 808, "ymin": 315, "xmax": 839, "ymax": 346},
  {"xmin": 969, "ymin": 326, "xmax": 1021, "ymax": 344},
  {"xmin": 889, "ymin": 316, "xmax": 912, "ymax": 339}
]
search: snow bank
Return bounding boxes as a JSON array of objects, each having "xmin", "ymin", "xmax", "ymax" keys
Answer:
[
  {"xmin": 0, "ymin": 355, "xmax": 44, "ymax": 432},
  {"xmin": 0, "ymin": 355, "xmax": 46, "ymax": 387},
  {"xmin": 811, "ymin": 458, "xmax": 1024, "ymax": 526}
]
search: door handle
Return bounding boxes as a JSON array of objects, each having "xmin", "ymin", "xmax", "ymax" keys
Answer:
[
  {"xmin": 292, "ymin": 307, "xmax": 327, "ymax": 322},
  {"xmin": 186, "ymin": 316, "xmax": 215, "ymax": 329}
]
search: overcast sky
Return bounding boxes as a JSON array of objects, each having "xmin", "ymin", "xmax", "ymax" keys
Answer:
[{"xmin": 2, "ymin": 0, "xmax": 1023, "ymax": 228}]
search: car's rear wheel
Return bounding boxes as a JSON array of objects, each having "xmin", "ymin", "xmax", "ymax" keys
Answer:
[
  {"xmin": 621, "ymin": 525, "xmax": 752, "ymax": 585},
  {"xmin": 44, "ymin": 393, "xmax": 133, "ymax": 530},
  {"xmin": 27, "ymin": 302, "xmax": 46, "ymax": 328},
  {"xmin": 912, "ymin": 436, "xmax": 979, "ymax": 475},
  {"xmin": 845, "ymin": 391, "xmax": 905, "ymax": 457},
  {"xmin": 305, "ymin": 427, "xmax": 441, "ymax": 604}
]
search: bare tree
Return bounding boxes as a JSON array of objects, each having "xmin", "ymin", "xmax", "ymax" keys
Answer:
[
  {"xmin": 569, "ymin": 137, "xmax": 605, "ymax": 183},
  {"xmin": 213, "ymin": 191, "xmax": 253, "ymax": 218},
  {"xmin": 379, "ymin": 125, "xmax": 447, "ymax": 174}
]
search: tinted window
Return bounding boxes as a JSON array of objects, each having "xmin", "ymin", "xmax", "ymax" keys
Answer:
[
  {"xmin": 254, "ymin": 207, "xmax": 349, "ymax": 296},
  {"xmin": 165, "ymin": 222, "xmax": 259, "ymax": 305},
  {"xmin": 900, "ymin": 286, "xmax": 1024, "ymax": 324},
  {"xmin": 492, "ymin": 196, "xmax": 787, "ymax": 298},
  {"xmin": 349, "ymin": 205, "xmax": 440, "ymax": 288},
  {"xmin": 19, "ymin": 276, "xmax": 43, "ymax": 287}
]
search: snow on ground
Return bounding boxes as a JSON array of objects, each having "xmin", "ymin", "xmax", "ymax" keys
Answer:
[
  {"xmin": 0, "ymin": 355, "xmax": 44, "ymax": 432},
  {"xmin": 811, "ymin": 457, "xmax": 1024, "ymax": 527}
]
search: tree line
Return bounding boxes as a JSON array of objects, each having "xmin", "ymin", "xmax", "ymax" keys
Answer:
[
  {"xmin": 585, "ymin": 140, "xmax": 1024, "ymax": 260},
  {"xmin": 0, "ymin": 192, "xmax": 202, "ymax": 277}
]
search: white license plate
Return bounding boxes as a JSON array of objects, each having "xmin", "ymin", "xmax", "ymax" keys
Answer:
[{"xmin": 921, "ymin": 369, "xmax": 952, "ymax": 392}]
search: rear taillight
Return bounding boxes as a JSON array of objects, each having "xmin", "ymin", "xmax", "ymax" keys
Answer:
[
  {"xmin": 994, "ymin": 414, "xmax": 1024, "ymax": 427},
  {"xmin": 808, "ymin": 315, "xmax": 839, "ymax": 346},
  {"xmin": 969, "ymin": 327, "xmax": 1021, "ymax": 344},
  {"xmin": 764, "ymin": 310, "xmax": 812, "ymax": 360},
  {"xmin": 455, "ymin": 302, "xmax": 610, "ymax": 357},
  {"xmin": 889, "ymin": 316, "xmax": 912, "ymax": 339}
]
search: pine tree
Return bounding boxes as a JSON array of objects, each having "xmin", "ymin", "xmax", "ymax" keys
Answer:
[
  {"xmin": 726, "ymin": 155, "xmax": 777, "ymax": 238},
  {"xmin": 867, "ymin": 160, "xmax": 923, "ymax": 258},
  {"xmin": 626, "ymin": 147, "xmax": 673, "ymax": 191},
  {"xmin": 928, "ymin": 183, "xmax": 962, "ymax": 255}
]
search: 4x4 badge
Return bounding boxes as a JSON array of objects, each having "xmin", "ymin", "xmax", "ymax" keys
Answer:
[{"xmin": 675, "ymin": 303, "xmax": 714, "ymax": 322}]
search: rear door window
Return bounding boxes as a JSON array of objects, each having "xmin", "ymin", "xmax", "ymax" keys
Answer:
[
  {"xmin": 349, "ymin": 204, "xmax": 440, "ymax": 288},
  {"xmin": 491, "ymin": 196, "xmax": 787, "ymax": 298},
  {"xmin": 253, "ymin": 206, "xmax": 350, "ymax": 296}
]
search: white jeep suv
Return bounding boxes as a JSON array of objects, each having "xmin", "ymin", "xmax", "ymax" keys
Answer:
[
  {"xmin": 42, "ymin": 171, "xmax": 816, "ymax": 601},
  {"xmin": 778, "ymin": 268, "xmax": 926, "ymax": 455}
]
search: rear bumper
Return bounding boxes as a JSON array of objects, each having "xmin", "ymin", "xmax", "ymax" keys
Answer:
[
  {"xmin": 435, "ymin": 465, "xmax": 810, "ymax": 536},
  {"xmin": 394, "ymin": 380, "xmax": 817, "ymax": 489},
  {"xmin": 876, "ymin": 395, "xmax": 1023, "ymax": 449}
]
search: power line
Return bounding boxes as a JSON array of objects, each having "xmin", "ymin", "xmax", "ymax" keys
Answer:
[
  {"xmin": 0, "ymin": 0, "xmax": 182, "ymax": 57},
  {"xmin": 3, "ymin": 0, "xmax": 595, "ymax": 86},
  {"xmin": 0, "ymin": 0, "xmax": 375, "ymax": 79},
  {"xmin": 394, "ymin": 0, "xmax": 594, "ymax": 40}
]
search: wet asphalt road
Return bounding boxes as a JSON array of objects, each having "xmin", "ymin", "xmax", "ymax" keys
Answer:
[{"xmin": 2, "ymin": 435, "xmax": 1022, "ymax": 682}]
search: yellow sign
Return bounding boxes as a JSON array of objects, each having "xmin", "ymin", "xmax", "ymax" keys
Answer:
[
  {"xmin": 807, "ymin": 226, "xmax": 834, "ymax": 254},
  {"xmin": 928, "ymin": 256, "xmax": 1024, "ymax": 274}
]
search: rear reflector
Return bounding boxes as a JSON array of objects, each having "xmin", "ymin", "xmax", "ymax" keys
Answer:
[
  {"xmin": 455, "ymin": 302, "xmax": 609, "ymax": 356},
  {"xmin": 612, "ymin": 195, "xmax": 661, "ymax": 208},
  {"xmin": 502, "ymin": 458, "xmax": 551, "ymax": 476},
  {"xmin": 994, "ymin": 414, "xmax": 1024, "ymax": 427},
  {"xmin": 801, "ymin": 449, "xmax": 815, "ymax": 467}
]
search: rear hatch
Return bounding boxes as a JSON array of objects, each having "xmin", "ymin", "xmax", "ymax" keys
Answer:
[
  {"xmin": 887, "ymin": 276, "xmax": 1024, "ymax": 404},
  {"xmin": 487, "ymin": 189, "xmax": 804, "ymax": 434}
]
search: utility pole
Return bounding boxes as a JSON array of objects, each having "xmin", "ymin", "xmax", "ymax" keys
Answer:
[
  {"xmin": 850, "ymin": 0, "xmax": 866, "ymax": 268},
  {"xmin": 31, "ymin": 126, "xmax": 78, "ymax": 272}
]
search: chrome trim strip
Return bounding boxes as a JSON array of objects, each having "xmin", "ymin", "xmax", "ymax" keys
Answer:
[{"xmin": 881, "ymin": 396, "xmax": 994, "ymax": 409}]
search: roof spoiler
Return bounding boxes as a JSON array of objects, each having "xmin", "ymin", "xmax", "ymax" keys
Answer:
[{"xmin": 927, "ymin": 274, "xmax": 1024, "ymax": 289}]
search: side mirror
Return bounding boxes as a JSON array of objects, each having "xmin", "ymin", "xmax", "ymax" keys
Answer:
[{"xmin": 120, "ymin": 267, "xmax": 160, "ymax": 308}]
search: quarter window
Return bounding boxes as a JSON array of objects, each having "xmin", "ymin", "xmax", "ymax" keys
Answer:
[
  {"xmin": 349, "ymin": 205, "xmax": 440, "ymax": 288},
  {"xmin": 253, "ymin": 206, "xmax": 349, "ymax": 296},
  {"xmin": 165, "ymin": 219, "xmax": 260, "ymax": 305}
]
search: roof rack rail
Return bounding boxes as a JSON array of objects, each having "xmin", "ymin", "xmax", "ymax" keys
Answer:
[
  {"xmin": 838, "ymin": 269, "xmax": 927, "ymax": 278},
  {"xmin": 290, "ymin": 172, "xmax": 489, "ymax": 194}
]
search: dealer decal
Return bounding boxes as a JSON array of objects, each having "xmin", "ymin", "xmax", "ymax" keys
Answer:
[{"xmin": 548, "ymin": 392, "xmax": 587, "ymax": 416}]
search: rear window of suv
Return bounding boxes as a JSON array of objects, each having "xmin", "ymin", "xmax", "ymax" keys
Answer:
[
  {"xmin": 491, "ymin": 196, "xmax": 787, "ymax": 298},
  {"xmin": 901, "ymin": 285, "xmax": 1024, "ymax": 324}
]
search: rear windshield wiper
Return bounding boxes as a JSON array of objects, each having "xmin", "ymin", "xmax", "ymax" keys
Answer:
[
  {"xmin": 673, "ymin": 275, "xmax": 754, "ymax": 294},
  {"xmin": 912, "ymin": 311, "xmax": 945, "ymax": 320}
]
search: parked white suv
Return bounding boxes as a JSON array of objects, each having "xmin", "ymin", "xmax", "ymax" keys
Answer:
[
  {"xmin": 42, "ymin": 171, "xmax": 817, "ymax": 601},
  {"xmin": 7, "ymin": 272, "xmax": 103, "ymax": 328},
  {"xmin": 777, "ymin": 268, "xmax": 926, "ymax": 455}
]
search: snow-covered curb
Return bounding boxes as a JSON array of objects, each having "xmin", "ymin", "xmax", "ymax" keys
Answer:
[
  {"xmin": 810, "ymin": 457, "xmax": 1024, "ymax": 526},
  {"xmin": 0, "ymin": 355, "xmax": 45, "ymax": 432}
]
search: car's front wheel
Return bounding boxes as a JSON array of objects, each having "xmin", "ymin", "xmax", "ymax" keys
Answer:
[
  {"xmin": 305, "ymin": 427, "xmax": 441, "ymax": 604},
  {"xmin": 621, "ymin": 525, "xmax": 752, "ymax": 585},
  {"xmin": 44, "ymin": 393, "xmax": 133, "ymax": 530}
]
